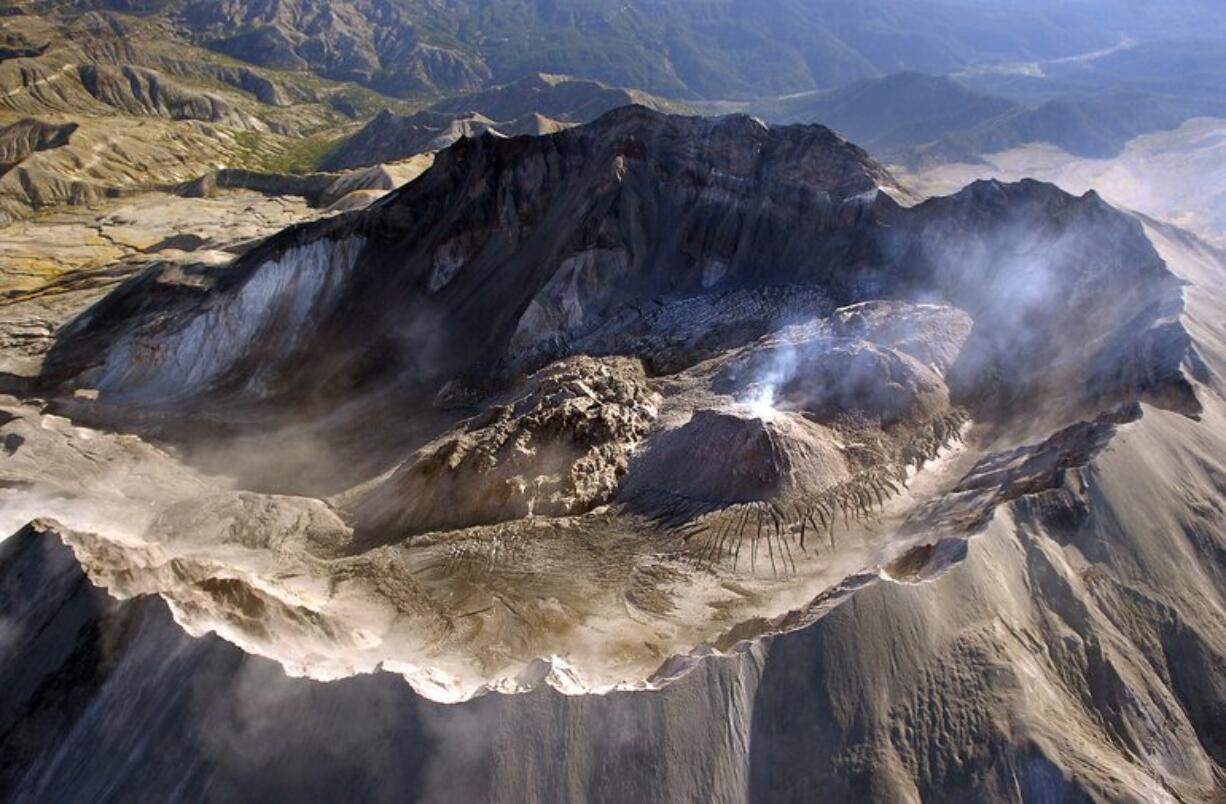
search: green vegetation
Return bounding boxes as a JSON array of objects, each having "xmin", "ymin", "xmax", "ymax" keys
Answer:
[{"xmin": 230, "ymin": 130, "xmax": 346, "ymax": 175}]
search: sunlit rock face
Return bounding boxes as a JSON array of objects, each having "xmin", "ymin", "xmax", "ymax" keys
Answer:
[
  {"xmin": 4, "ymin": 108, "xmax": 1226, "ymax": 802},
  {"xmin": 43, "ymin": 111, "xmax": 1186, "ymax": 435},
  {"xmin": 353, "ymin": 356, "xmax": 661, "ymax": 537},
  {"xmin": 71, "ymin": 236, "xmax": 367, "ymax": 403},
  {"xmin": 42, "ymin": 107, "xmax": 909, "ymax": 409}
]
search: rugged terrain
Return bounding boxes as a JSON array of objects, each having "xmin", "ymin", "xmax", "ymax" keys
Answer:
[
  {"xmin": 910, "ymin": 116, "xmax": 1226, "ymax": 248},
  {"xmin": 6, "ymin": 1, "xmax": 1226, "ymax": 240},
  {"xmin": 739, "ymin": 38, "xmax": 1226, "ymax": 171},
  {"xmin": 1, "ymin": 106, "xmax": 1224, "ymax": 802},
  {"xmin": 321, "ymin": 73, "xmax": 690, "ymax": 170},
  {"xmin": 77, "ymin": 0, "xmax": 1226, "ymax": 100},
  {"xmin": 0, "ymin": 3, "xmax": 442, "ymax": 228}
]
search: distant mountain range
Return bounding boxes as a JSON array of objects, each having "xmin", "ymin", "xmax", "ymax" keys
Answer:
[
  {"xmin": 325, "ymin": 33, "xmax": 1226, "ymax": 173},
  {"xmin": 747, "ymin": 39, "xmax": 1226, "ymax": 166},
  {"xmin": 4, "ymin": 0, "xmax": 1226, "ymax": 221},
  {"xmin": 321, "ymin": 73, "xmax": 692, "ymax": 170},
  {"xmin": 79, "ymin": 0, "xmax": 1226, "ymax": 101}
]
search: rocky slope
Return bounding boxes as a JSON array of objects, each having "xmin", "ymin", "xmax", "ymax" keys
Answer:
[
  {"xmin": 908, "ymin": 116, "xmax": 1226, "ymax": 249},
  {"xmin": 1, "ymin": 108, "xmax": 1224, "ymax": 802},
  {"xmin": 5, "ymin": 360, "xmax": 1226, "ymax": 804},
  {"xmin": 42, "ymin": 107, "xmax": 1190, "ymax": 427},
  {"xmin": 39, "ymin": 107, "xmax": 909, "ymax": 402},
  {"xmin": 0, "ymin": 5, "xmax": 422, "ymax": 223},
  {"xmin": 0, "ymin": 119, "xmax": 75, "ymax": 172},
  {"xmin": 0, "ymin": 10, "xmax": 317, "ymax": 128},
  {"xmin": 172, "ymin": 0, "xmax": 491, "ymax": 97}
]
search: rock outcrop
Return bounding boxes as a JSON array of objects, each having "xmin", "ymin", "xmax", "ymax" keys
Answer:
[
  {"xmin": 44, "ymin": 108, "xmax": 1187, "ymax": 436},
  {"xmin": 354, "ymin": 356, "xmax": 660, "ymax": 537},
  {"xmin": 0, "ymin": 118, "xmax": 76, "ymax": 174},
  {"xmin": 43, "ymin": 108, "xmax": 908, "ymax": 403},
  {"xmin": 76, "ymin": 63, "xmax": 266, "ymax": 130}
]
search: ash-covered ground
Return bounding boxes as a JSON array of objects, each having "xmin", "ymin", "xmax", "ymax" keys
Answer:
[{"xmin": 2, "ymin": 109, "xmax": 1225, "ymax": 801}]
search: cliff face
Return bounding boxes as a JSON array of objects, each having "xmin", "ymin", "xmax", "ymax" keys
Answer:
[
  {"xmin": 44, "ymin": 107, "xmax": 899, "ymax": 399},
  {"xmin": 3, "ymin": 108, "xmax": 1225, "ymax": 802},
  {"xmin": 44, "ymin": 106, "xmax": 1187, "ymax": 429}
]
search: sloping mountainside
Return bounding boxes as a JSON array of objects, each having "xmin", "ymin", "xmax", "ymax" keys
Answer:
[
  {"xmin": 910, "ymin": 116, "xmax": 1226, "ymax": 253},
  {"xmin": 0, "ymin": 5, "xmax": 431, "ymax": 225},
  {"xmin": 0, "ymin": 9, "xmax": 332, "ymax": 129},
  {"xmin": 77, "ymin": 0, "xmax": 1226, "ymax": 100},
  {"xmin": 39, "ymin": 107, "xmax": 1190, "ymax": 427},
  {"xmin": 937, "ymin": 39, "xmax": 1226, "ymax": 163},
  {"xmin": 4, "ymin": 2, "xmax": 1224, "ymax": 235},
  {"xmin": 750, "ymin": 73, "xmax": 1017, "ymax": 163},
  {"xmin": 752, "ymin": 39, "xmax": 1226, "ymax": 168},
  {"xmin": 2, "ymin": 108, "xmax": 1224, "ymax": 801}
]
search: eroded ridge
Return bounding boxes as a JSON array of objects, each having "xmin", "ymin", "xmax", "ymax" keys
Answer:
[{"xmin": 1, "ymin": 110, "xmax": 1208, "ymax": 703}]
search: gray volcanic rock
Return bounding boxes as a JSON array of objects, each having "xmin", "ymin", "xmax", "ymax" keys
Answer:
[
  {"xmin": 4, "ymin": 106, "xmax": 1225, "ymax": 804},
  {"xmin": 556, "ymin": 285, "xmax": 837, "ymax": 376},
  {"xmin": 43, "ymin": 108, "xmax": 907, "ymax": 407},
  {"xmin": 618, "ymin": 407, "xmax": 850, "ymax": 506},
  {"xmin": 820, "ymin": 300, "xmax": 974, "ymax": 374},
  {"xmin": 6, "ymin": 360, "xmax": 1226, "ymax": 803},
  {"xmin": 354, "ymin": 356, "xmax": 660, "ymax": 537},
  {"xmin": 714, "ymin": 338, "xmax": 951, "ymax": 425},
  {"xmin": 43, "ymin": 108, "xmax": 1187, "ymax": 440}
]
